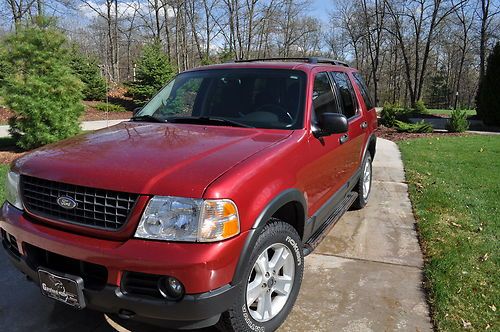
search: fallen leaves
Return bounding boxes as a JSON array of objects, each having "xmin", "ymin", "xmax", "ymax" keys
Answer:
[
  {"xmin": 461, "ymin": 318, "xmax": 472, "ymax": 329},
  {"xmin": 480, "ymin": 253, "xmax": 490, "ymax": 262}
]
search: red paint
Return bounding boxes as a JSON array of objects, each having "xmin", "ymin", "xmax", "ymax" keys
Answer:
[
  {"xmin": 2, "ymin": 61, "xmax": 377, "ymax": 295},
  {"xmin": 1, "ymin": 204, "xmax": 247, "ymax": 294}
]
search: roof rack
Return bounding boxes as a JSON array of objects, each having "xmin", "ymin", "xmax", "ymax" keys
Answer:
[{"xmin": 232, "ymin": 57, "xmax": 350, "ymax": 67}]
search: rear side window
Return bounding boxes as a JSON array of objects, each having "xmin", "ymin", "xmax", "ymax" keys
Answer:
[
  {"xmin": 353, "ymin": 72, "xmax": 374, "ymax": 109},
  {"xmin": 330, "ymin": 72, "xmax": 357, "ymax": 119},
  {"xmin": 312, "ymin": 72, "xmax": 339, "ymax": 122}
]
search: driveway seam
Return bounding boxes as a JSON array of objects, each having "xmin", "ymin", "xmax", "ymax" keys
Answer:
[
  {"xmin": 372, "ymin": 179, "xmax": 407, "ymax": 185},
  {"xmin": 312, "ymin": 252, "xmax": 422, "ymax": 270}
]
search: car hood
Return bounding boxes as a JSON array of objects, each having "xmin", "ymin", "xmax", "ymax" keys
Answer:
[{"xmin": 14, "ymin": 122, "xmax": 292, "ymax": 197}]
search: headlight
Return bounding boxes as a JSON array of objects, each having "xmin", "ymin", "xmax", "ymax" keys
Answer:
[
  {"xmin": 5, "ymin": 171, "xmax": 23, "ymax": 210},
  {"xmin": 135, "ymin": 196, "xmax": 240, "ymax": 242}
]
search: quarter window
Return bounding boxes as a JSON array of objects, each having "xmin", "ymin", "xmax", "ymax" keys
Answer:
[
  {"xmin": 331, "ymin": 72, "xmax": 357, "ymax": 118},
  {"xmin": 353, "ymin": 72, "xmax": 374, "ymax": 109}
]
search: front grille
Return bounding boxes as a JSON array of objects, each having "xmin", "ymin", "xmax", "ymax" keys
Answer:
[
  {"xmin": 21, "ymin": 175, "xmax": 139, "ymax": 231},
  {"xmin": 25, "ymin": 244, "xmax": 108, "ymax": 290},
  {"xmin": 122, "ymin": 272, "xmax": 163, "ymax": 298}
]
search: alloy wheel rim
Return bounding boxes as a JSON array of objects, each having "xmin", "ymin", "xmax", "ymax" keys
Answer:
[
  {"xmin": 362, "ymin": 159, "xmax": 372, "ymax": 200},
  {"xmin": 246, "ymin": 243, "xmax": 295, "ymax": 322}
]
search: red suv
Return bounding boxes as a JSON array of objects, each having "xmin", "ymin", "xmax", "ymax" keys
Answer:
[{"xmin": 1, "ymin": 58, "xmax": 377, "ymax": 331}]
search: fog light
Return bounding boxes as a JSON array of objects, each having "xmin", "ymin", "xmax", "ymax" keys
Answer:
[{"xmin": 158, "ymin": 276, "xmax": 184, "ymax": 300}]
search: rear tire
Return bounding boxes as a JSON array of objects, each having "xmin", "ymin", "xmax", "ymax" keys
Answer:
[
  {"xmin": 217, "ymin": 219, "xmax": 304, "ymax": 332},
  {"xmin": 352, "ymin": 153, "xmax": 373, "ymax": 210}
]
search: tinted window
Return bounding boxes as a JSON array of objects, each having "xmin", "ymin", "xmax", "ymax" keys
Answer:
[
  {"xmin": 353, "ymin": 72, "xmax": 374, "ymax": 109},
  {"xmin": 138, "ymin": 69, "xmax": 307, "ymax": 129},
  {"xmin": 331, "ymin": 72, "xmax": 357, "ymax": 118},
  {"xmin": 312, "ymin": 72, "xmax": 339, "ymax": 123}
]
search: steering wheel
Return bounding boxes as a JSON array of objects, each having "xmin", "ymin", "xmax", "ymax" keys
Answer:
[{"xmin": 254, "ymin": 104, "xmax": 294, "ymax": 125}]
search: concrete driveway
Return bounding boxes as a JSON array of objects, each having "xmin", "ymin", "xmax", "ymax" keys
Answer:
[
  {"xmin": 279, "ymin": 139, "xmax": 432, "ymax": 331},
  {"xmin": 0, "ymin": 138, "xmax": 432, "ymax": 331}
]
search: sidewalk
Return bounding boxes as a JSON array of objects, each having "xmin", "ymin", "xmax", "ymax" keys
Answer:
[
  {"xmin": 0, "ymin": 119, "xmax": 129, "ymax": 137},
  {"xmin": 280, "ymin": 138, "xmax": 432, "ymax": 331}
]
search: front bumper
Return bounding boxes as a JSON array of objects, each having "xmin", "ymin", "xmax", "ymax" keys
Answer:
[
  {"xmin": 3, "ymin": 248, "xmax": 237, "ymax": 328},
  {"xmin": 0, "ymin": 202, "xmax": 246, "ymax": 328}
]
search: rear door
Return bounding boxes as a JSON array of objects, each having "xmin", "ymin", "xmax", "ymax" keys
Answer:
[{"xmin": 329, "ymin": 71, "xmax": 366, "ymax": 177}]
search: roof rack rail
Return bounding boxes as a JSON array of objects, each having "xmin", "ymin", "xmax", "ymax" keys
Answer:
[{"xmin": 232, "ymin": 57, "xmax": 350, "ymax": 67}]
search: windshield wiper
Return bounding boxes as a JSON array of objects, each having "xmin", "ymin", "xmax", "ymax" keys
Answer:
[
  {"xmin": 130, "ymin": 114, "xmax": 166, "ymax": 123},
  {"xmin": 167, "ymin": 116, "xmax": 254, "ymax": 128}
]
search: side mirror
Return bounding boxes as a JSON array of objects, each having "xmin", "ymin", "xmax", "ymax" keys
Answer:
[
  {"xmin": 133, "ymin": 107, "xmax": 142, "ymax": 116},
  {"xmin": 316, "ymin": 113, "xmax": 348, "ymax": 137}
]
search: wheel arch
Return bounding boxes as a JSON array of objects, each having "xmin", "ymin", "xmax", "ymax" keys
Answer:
[
  {"xmin": 251, "ymin": 188, "xmax": 307, "ymax": 234},
  {"xmin": 232, "ymin": 188, "xmax": 307, "ymax": 285},
  {"xmin": 363, "ymin": 134, "xmax": 377, "ymax": 160}
]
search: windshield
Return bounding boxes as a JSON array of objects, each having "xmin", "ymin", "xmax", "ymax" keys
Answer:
[{"xmin": 135, "ymin": 69, "xmax": 307, "ymax": 129}]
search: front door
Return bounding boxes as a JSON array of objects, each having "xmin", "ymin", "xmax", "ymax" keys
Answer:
[{"xmin": 302, "ymin": 72, "xmax": 352, "ymax": 232}]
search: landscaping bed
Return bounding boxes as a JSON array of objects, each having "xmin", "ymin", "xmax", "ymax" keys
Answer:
[
  {"xmin": 83, "ymin": 101, "xmax": 132, "ymax": 121},
  {"xmin": 376, "ymin": 125, "xmax": 467, "ymax": 142},
  {"xmin": 0, "ymin": 105, "xmax": 131, "ymax": 125},
  {"xmin": 399, "ymin": 135, "xmax": 499, "ymax": 331}
]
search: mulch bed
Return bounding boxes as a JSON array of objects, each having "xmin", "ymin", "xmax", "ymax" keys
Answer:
[
  {"xmin": 82, "ymin": 102, "xmax": 132, "ymax": 121},
  {"xmin": 0, "ymin": 151, "xmax": 25, "ymax": 164},
  {"xmin": 0, "ymin": 107, "xmax": 13, "ymax": 124},
  {"xmin": 0, "ymin": 86, "xmax": 135, "ymax": 124},
  {"xmin": 0, "ymin": 105, "xmax": 131, "ymax": 124},
  {"xmin": 376, "ymin": 126, "xmax": 468, "ymax": 142}
]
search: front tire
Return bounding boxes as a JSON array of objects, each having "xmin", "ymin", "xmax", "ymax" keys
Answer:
[
  {"xmin": 352, "ymin": 153, "xmax": 373, "ymax": 209},
  {"xmin": 217, "ymin": 219, "xmax": 304, "ymax": 332}
]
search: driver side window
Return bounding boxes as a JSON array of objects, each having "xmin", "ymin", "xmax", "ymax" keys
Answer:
[{"xmin": 312, "ymin": 72, "xmax": 340, "ymax": 124}]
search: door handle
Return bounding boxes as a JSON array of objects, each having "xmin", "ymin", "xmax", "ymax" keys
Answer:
[
  {"xmin": 361, "ymin": 121, "xmax": 368, "ymax": 129},
  {"xmin": 340, "ymin": 134, "xmax": 349, "ymax": 144}
]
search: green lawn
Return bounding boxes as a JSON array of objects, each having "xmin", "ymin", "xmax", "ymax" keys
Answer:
[
  {"xmin": 0, "ymin": 137, "xmax": 16, "ymax": 203},
  {"xmin": 427, "ymin": 109, "xmax": 476, "ymax": 117},
  {"xmin": 0, "ymin": 164, "xmax": 9, "ymax": 203},
  {"xmin": 399, "ymin": 135, "xmax": 499, "ymax": 331}
]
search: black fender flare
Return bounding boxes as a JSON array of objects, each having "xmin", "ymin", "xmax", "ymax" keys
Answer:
[
  {"xmin": 362, "ymin": 134, "xmax": 377, "ymax": 161},
  {"xmin": 231, "ymin": 188, "xmax": 307, "ymax": 285}
]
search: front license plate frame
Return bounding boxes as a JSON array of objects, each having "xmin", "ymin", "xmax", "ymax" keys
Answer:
[{"xmin": 38, "ymin": 268, "xmax": 86, "ymax": 309}]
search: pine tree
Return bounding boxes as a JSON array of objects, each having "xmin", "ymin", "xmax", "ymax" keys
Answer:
[
  {"xmin": 0, "ymin": 40, "xmax": 11, "ymax": 91},
  {"xmin": 426, "ymin": 69, "xmax": 451, "ymax": 109},
  {"xmin": 70, "ymin": 46, "xmax": 107, "ymax": 101},
  {"xmin": 2, "ymin": 20, "xmax": 84, "ymax": 150},
  {"xmin": 128, "ymin": 41, "xmax": 175, "ymax": 103},
  {"xmin": 477, "ymin": 42, "xmax": 500, "ymax": 126}
]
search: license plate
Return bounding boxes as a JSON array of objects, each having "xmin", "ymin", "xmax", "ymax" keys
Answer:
[{"xmin": 38, "ymin": 269, "xmax": 86, "ymax": 309}]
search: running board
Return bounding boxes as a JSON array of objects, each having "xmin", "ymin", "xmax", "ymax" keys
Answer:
[{"xmin": 303, "ymin": 192, "xmax": 358, "ymax": 256}]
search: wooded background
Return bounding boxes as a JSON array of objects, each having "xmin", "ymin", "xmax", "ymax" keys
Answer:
[{"xmin": 1, "ymin": 0, "xmax": 499, "ymax": 108}]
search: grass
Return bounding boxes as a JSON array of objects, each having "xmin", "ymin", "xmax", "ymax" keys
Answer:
[
  {"xmin": 0, "ymin": 164, "xmax": 9, "ymax": 203},
  {"xmin": 399, "ymin": 135, "xmax": 499, "ymax": 331},
  {"xmin": 93, "ymin": 102, "xmax": 127, "ymax": 113},
  {"xmin": 427, "ymin": 109, "xmax": 476, "ymax": 117}
]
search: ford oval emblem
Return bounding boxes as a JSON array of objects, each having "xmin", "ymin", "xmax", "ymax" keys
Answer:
[{"xmin": 57, "ymin": 196, "xmax": 77, "ymax": 209}]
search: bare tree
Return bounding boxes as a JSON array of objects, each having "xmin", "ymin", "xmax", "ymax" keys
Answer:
[
  {"xmin": 5, "ymin": 0, "xmax": 37, "ymax": 26},
  {"xmin": 384, "ymin": 0, "xmax": 465, "ymax": 106},
  {"xmin": 477, "ymin": 0, "xmax": 499, "ymax": 81},
  {"xmin": 80, "ymin": 0, "xmax": 120, "ymax": 81}
]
